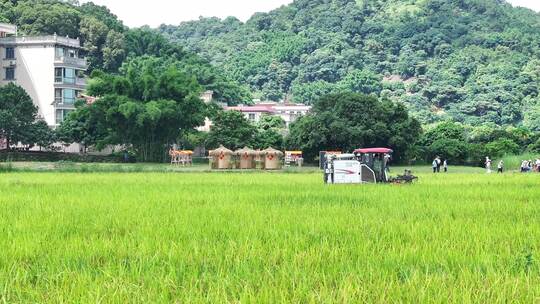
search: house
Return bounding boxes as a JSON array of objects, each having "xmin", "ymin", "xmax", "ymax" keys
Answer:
[
  {"xmin": 227, "ymin": 102, "xmax": 312, "ymax": 127},
  {"xmin": 227, "ymin": 104, "xmax": 276, "ymax": 123},
  {"xmin": 0, "ymin": 23, "xmax": 87, "ymax": 127}
]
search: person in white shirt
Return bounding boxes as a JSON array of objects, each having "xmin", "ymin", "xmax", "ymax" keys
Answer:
[
  {"xmin": 485, "ymin": 157, "xmax": 492, "ymax": 174},
  {"xmin": 536, "ymin": 159, "xmax": 540, "ymax": 173},
  {"xmin": 521, "ymin": 160, "xmax": 530, "ymax": 173},
  {"xmin": 497, "ymin": 160, "xmax": 504, "ymax": 174},
  {"xmin": 443, "ymin": 159, "xmax": 448, "ymax": 173}
]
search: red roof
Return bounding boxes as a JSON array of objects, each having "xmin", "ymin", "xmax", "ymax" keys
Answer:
[{"xmin": 354, "ymin": 148, "xmax": 393, "ymax": 154}]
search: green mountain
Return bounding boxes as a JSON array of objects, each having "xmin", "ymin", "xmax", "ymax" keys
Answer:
[{"xmin": 159, "ymin": 0, "xmax": 540, "ymax": 128}]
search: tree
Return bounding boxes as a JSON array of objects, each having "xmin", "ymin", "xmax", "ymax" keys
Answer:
[
  {"xmin": 287, "ymin": 93, "xmax": 422, "ymax": 161},
  {"xmin": 417, "ymin": 121, "xmax": 470, "ymax": 163},
  {"xmin": 484, "ymin": 138, "xmax": 521, "ymax": 157},
  {"xmin": 157, "ymin": 0, "xmax": 540, "ymax": 127},
  {"xmin": 63, "ymin": 56, "xmax": 206, "ymax": 161},
  {"xmin": 19, "ymin": 120, "xmax": 55, "ymax": 151},
  {"xmin": 528, "ymin": 138, "xmax": 540, "ymax": 153},
  {"xmin": 253, "ymin": 114, "xmax": 286, "ymax": 149},
  {"xmin": 337, "ymin": 69, "xmax": 383, "ymax": 96},
  {"xmin": 206, "ymin": 110, "xmax": 257, "ymax": 150},
  {"xmin": 55, "ymin": 101, "xmax": 107, "ymax": 152},
  {"xmin": 257, "ymin": 114, "xmax": 285, "ymax": 131},
  {"xmin": 0, "ymin": 83, "xmax": 38, "ymax": 150},
  {"xmin": 79, "ymin": 16, "xmax": 109, "ymax": 70},
  {"xmin": 102, "ymin": 30, "xmax": 126, "ymax": 72}
]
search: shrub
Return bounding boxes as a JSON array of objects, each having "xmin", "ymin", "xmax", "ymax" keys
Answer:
[{"xmin": 484, "ymin": 139, "xmax": 521, "ymax": 157}]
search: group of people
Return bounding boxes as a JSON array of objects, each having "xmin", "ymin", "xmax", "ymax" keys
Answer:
[
  {"xmin": 432, "ymin": 156, "xmax": 448, "ymax": 173},
  {"xmin": 431, "ymin": 156, "xmax": 540, "ymax": 173},
  {"xmin": 484, "ymin": 157, "xmax": 503, "ymax": 174},
  {"xmin": 485, "ymin": 156, "xmax": 540, "ymax": 174},
  {"xmin": 520, "ymin": 159, "xmax": 540, "ymax": 173}
]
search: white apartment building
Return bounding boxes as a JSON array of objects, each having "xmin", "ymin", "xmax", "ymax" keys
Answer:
[
  {"xmin": 227, "ymin": 102, "xmax": 312, "ymax": 127},
  {"xmin": 0, "ymin": 23, "xmax": 87, "ymax": 127}
]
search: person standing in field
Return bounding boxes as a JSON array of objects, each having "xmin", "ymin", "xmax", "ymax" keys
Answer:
[
  {"xmin": 522, "ymin": 160, "xmax": 533, "ymax": 173},
  {"xmin": 485, "ymin": 156, "xmax": 492, "ymax": 173},
  {"xmin": 443, "ymin": 159, "xmax": 448, "ymax": 173},
  {"xmin": 497, "ymin": 160, "xmax": 504, "ymax": 174},
  {"xmin": 436, "ymin": 156, "xmax": 442, "ymax": 173},
  {"xmin": 536, "ymin": 158, "xmax": 540, "ymax": 172},
  {"xmin": 432, "ymin": 158, "xmax": 438, "ymax": 173}
]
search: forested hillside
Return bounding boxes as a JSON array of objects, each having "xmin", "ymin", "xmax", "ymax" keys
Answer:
[
  {"xmin": 0, "ymin": 0, "xmax": 249, "ymax": 104},
  {"xmin": 159, "ymin": 0, "xmax": 540, "ymax": 128}
]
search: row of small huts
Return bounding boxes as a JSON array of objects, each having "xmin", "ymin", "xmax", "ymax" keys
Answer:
[{"xmin": 209, "ymin": 146, "xmax": 284, "ymax": 170}]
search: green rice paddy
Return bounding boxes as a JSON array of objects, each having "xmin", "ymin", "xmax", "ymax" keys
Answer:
[{"xmin": 0, "ymin": 169, "xmax": 539, "ymax": 302}]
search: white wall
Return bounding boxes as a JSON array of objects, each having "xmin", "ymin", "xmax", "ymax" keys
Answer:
[{"xmin": 0, "ymin": 46, "xmax": 55, "ymax": 126}]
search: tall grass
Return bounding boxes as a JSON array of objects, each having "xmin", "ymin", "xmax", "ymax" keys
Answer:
[
  {"xmin": 0, "ymin": 172, "xmax": 539, "ymax": 302},
  {"xmin": 503, "ymin": 153, "xmax": 540, "ymax": 169}
]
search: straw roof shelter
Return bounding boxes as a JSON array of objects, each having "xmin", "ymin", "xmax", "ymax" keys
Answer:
[
  {"xmin": 209, "ymin": 145, "xmax": 234, "ymax": 169},
  {"xmin": 235, "ymin": 147, "xmax": 257, "ymax": 169},
  {"xmin": 261, "ymin": 147, "xmax": 284, "ymax": 170}
]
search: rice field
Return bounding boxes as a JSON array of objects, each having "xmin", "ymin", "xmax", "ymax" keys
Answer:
[{"xmin": 0, "ymin": 169, "xmax": 539, "ymax": 303}]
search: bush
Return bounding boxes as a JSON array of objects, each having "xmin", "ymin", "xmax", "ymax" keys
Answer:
[
  {"xmin": 427, "ymin": 138, "xmax": 470, "ymax": 164},
  {"xmin": 528, "ymin": 138, "xmax": 540, "ymax": 153},
  {"xmin": 484, "ymin": 139, "xmax": 520, "ymax": 158}
]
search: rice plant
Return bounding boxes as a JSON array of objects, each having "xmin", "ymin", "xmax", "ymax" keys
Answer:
[{"xmin": 0, "ymin": 171, "xmax": 538, "ymax": 302}]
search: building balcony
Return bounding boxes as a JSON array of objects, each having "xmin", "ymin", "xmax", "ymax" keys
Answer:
[
  {"xmin": 54, "ymin": 56, "xmax": 87, "ymax": 69},
  {"xmin": 54, "ymin": 77, "xmax": 87, "ymax": 89},
  {"xmin": 0, "ymin": 35, "xmax": 81, "ymax": 48},
  {"xmin": 53, "ymin": 97, "xmax": 77, "ymax": 109}
]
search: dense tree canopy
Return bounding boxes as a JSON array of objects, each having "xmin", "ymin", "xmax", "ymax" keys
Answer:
[
  {"xmin": 59, "ymin": 57, "xmax": 208, "ymax": 161},
  {"xmin": 0, "ymin": 83, "xmax": 51, "ymax": 150},
  {"xmin": 415, "ymin": 121, "xmax": 540, "ymax": 164},
  {"xmin": 160, "ymin": 0, "xmax": 540, "ymax": 127},
  {"xmin": 206, "ymin": 110, "xmax": 257, "ymax": 150},
  {"xmin": 286, "ymin": 93, "xmax": 422, "ymax": 161},
  {"xmin": 206, "ymin": 111, "xmax": 286, "ymax": 150}
]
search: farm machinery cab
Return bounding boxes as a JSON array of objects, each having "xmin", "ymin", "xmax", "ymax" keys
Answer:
[{"xmin": 323, "ymin": 148, "xmax": 417, "ymax": 184}]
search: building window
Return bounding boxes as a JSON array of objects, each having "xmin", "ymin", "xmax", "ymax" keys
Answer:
[
  {"xmin": 56, "ymin": 109, "xmax": 73, "ymax": 124},
  {"xmin": 54, "ymin": 68, "xmax": 76, "ymax": 84},
  {"xmin": 55, "ymin": 109, "xmax": 63, "ymax": 123},
  {"xmin": 64, "ymin": 68, "xmax": 75, "ymax": 84},
  {"xmin": 4, "ymin": 67, "xmax": 15, "ymax": 80},
  {"xmin": 5, "ymin": 47, "xmax": 14, "ymax": 59},
  {"xmin": 248, "ymin": 113, "xmax": 256, "ymax": 120},
  {"xmin": 55, "ymin": 47, "xmax": 64, "ymax": 58},
  {"xmin": 55, "ymin": 88, "xmax": 62, "ymax": 104},
  {"xmin": 63, "ymin": 89, "xmax": 76, "ymax": 105},
  {"xmin": 55, "ymin": 68, "xmax": 63, "ymax": 83}
]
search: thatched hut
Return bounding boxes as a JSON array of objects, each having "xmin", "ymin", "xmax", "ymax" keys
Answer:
[
  {"xmin": 261, "ymin": 147, "xmax": 284, "ymax": 170},
  {"xmin": 209, "ymin": 146, "xmax": 234, "ymax": 169},
  {"xmin": 235, "ymin": 147, "xmax": 257, "ymax": 169}
]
